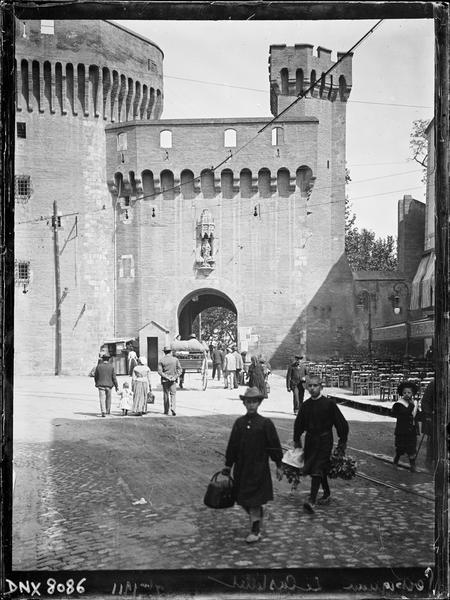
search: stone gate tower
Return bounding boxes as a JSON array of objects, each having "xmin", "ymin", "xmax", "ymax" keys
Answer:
[
  {"xmin": 107, "ymin": 43, "xmax": 356, "ymax": 367},
  {"xmin": 14, "ymin": 20, "xmax": 164, "ymax": 374}
]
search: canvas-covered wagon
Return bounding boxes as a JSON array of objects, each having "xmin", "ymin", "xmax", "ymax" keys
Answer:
[{"xmin": 171, "ymin": 338, "xmax": 208, "ymax": 390}]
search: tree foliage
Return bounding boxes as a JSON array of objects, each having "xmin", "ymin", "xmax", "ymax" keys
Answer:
[
  {"xmin": 193, "ymin": 307, "xmax": 237, "ymax": 347},
  {"xmin": 345, "ymin": 195, "xmax": 398, "ymax": 271},
  {"xmin": 409, "ymin": 118, "xmax": 430, "ymax": 183}
]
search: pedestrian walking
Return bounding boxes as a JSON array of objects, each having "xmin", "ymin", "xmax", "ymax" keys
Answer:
[
  {"xmin": 211, "ymin": 345, "xmax": 224, "ymax": 381},
  {"xmin": 223, "ymin": 347, "xmax": 237, "ymax": 390},
  {"xmin": 392, "ymin": 381, "xmax": 420, "ymax": 472},
  {"xmin": 118, "ymin": 381, "xmax": 133, "ymax": 416},
  {"xmin": 158, "ymin": 345, "xmax": 182, "ymax": 416},
  {"xmin": 420, "ymin": 378, "xmax": 436, "ymax": 467},
  {"xmin": 232, "ymin": 345, "xmax": 244, "ymax": 388},
  {"xmin": 127, "ymin": 344, "xmax": 138, "ymax": 377},
  {"xmin": 259, "ymin": 357, "xmax": 271, "ymax": 398},
  {"xmin": 132, "ymin": 356, "xmax": 152, "ymax": 416},
  {"xmin": 222, "ymin": 387, "xmax": 284, "ymax": 543},
  {"xmin": 240, "ymin": 350, "xmax": 248, "ymax": 385},
  {"xmin": 286, "ymin": 355, "xmax": 307, "ymax": 413},
  {"xmin": 293, "ymin": 375, "xmax": 349, "ymax": 514},
  {"xmin": 94, "ymin": 354, "xmax": 119, "ymax": 417},
  {"xmin": 247, "ymin": 355, "xmax": 266, "ymax": 397}
]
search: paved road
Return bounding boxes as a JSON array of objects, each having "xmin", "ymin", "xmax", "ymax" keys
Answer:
[{"xmin": 11, "ymin": 372, "xmax": 435, "ymax": 571}]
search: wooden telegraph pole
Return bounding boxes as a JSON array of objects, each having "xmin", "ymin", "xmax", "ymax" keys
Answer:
[
  {"xmin": 434, "ymin": 3, "xmax": 449, "ymax": 596},
  {"xmin": 52, "ymin": 200, "xmax": 62, "ymax": 375}
]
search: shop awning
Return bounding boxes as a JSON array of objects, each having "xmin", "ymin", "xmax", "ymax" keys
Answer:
[
  {"xmin": 411, "ymin": 253, "xmax": 434, "ymax": 309},
  {"xmin": 372, "ymin": 322, "xmax": 407, "ymax": 342},
  {"xmin": 421, "ymin": 252, "xmax": 435, "ymax": 307},
  {"xmin": 373, "ymin": 319, "xmax": 434, "ymax": 341}
]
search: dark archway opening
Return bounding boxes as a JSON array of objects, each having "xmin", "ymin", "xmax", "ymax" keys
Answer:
[{"xmin": 178, "ymin": 290, "xmax": 237, "ymax": 346}]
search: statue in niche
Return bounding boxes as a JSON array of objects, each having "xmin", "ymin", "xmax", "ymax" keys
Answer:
[
  {"xmin": 201, "ymin": 236, "xmax": 212, "ymax": 264},
  {"xmin": 195, "ymin": 209, "xmax": 216, "ymax": 271}
]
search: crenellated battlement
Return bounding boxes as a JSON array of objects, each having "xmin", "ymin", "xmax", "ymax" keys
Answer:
[
  {"xmin": 15, "ymin": 58, "xmax": 163, "ymax": 121},
  {"xmin": 15, "ymin": 19, "xmax": 164, "ymax": 121},
  {"xmin": 269, "ymin": 43, "xmax": 352, "ymax": 115}
]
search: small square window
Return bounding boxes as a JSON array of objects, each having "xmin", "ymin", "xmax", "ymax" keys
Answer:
[
  {"xmin": 15, "ymin": 175, "xmax": 32, "ymax": 201},
  {"xmin": 15, "ymin": 260, "xmax": 30, "ymax": 284},
  {"xmin": 41, "ymin": 20, "xmax": 54, "ymax": 35},
  {"xmin": 17, "ymin": 122, "xmax": 26, "ymax": 138}
]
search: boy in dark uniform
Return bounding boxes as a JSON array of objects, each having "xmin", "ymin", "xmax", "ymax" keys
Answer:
[
  {"xmin": 222, "ymin": 387, "xmax": 284, "ymax": 543},
  {"xmin": 293, "ymin": 375, "xmax": 349, "ymax": 513}
]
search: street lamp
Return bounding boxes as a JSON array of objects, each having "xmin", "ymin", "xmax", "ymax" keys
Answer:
[
  {"xmin": 389, "ymin": 281, "xmax": 411, "ymax": 358},
  {"xmin": 357, "ymin": 289, "xmax": 375, "ymax": 360}
]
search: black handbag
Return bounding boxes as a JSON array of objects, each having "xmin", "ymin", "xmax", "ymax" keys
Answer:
[
  {"xmin": 203, "ymin": 471, "xmax": 235, "ymax": 509},
  {"xmin": 147, "ymin": 391, "xmax": 155, "ymax": 404}
]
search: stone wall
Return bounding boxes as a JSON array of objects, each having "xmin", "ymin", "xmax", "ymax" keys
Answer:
[{"xmin": 14, "ymin": 19, "xmax": 163, "ymax": 375}]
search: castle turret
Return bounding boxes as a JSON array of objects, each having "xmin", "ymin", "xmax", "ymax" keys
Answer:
[
  {"xmin": 14, "ymin": 19, "xmax": 164, "ymax": 374},
  {"xmin": 269, "ymin": 44, "xmax": 352, "ymax": 117}
]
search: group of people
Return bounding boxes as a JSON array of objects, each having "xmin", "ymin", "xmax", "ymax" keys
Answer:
[
  {"xmin": 210, "ymin": 344, "xmax": 271, "ymax": 397},
  {"xmin": 222, "ymin": 375, "xmax": 349, "ymax": 543},
  {"xmin": 93, "ymin": 345, "xmax": 183, "ymax": 418}
]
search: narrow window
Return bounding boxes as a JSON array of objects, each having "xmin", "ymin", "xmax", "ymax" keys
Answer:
[
  {"xmin": 221, "ymin": 169, "xmax": 234, "ymax": 199},
  {"xmin": 117, "ymin": 132, "xmax": 127, "ymax": 151},
  {"xmin": 15, "ymin": 260, "xmax": 30, "ymax": 284},
  {"xmin": 160, "ymin": 129, "xmax": 172, "ymax": 148},
  {"xmin": 119, "ymin": 255, "xmax": 135, "ymax": 278},
  {"xmin": 271, "ymin": 127, "xmax": 284, "ymax": 146},
  {"xmin": 280, "ymin": 68, "xmax": 289, "ymax": 95},
  {"xmin": 224, "ymin": 128, "xmax": 237, "ymax": 148},
  {"xmin": 17, "ymin": 122, "xmax": 26, "ymax": 138},
  {"xmin": 15, "ymin": 175, "xmax": 32, "ymax": 201},
  {"xmin": 161, "ymin": 170, "xmax": 175, "ymax": 200},
  {"xmin": 40, "ymin": 20, "xmax": 54, "ymax": 35}
]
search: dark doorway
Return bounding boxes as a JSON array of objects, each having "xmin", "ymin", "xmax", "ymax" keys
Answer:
[
  {"xmin": 178, "ymin": 289, "xmax": 237, "ymax": 341},
  {"xmin": 147, "ymin": 336, "xmax": 158, "ymax": 371}
]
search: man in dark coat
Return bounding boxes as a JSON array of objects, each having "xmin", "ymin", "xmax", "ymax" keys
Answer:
[
  {"xmin": 293, "ymin": 375, "xmax": 349, "ymax": 513},
  {"xmin": 94, "ymin": 354, "xmax": 119, "ymax": 417},
  {"xmin": 222, "ymin": 387, "xmax": 283, "ymax": 543},
  {"xmin": 286, "ymin": 354, "xmax": 307, "ymax": 413},
  {"xmin": 211, "ymin": 345, "xmax": 224, "ymax": 381}
]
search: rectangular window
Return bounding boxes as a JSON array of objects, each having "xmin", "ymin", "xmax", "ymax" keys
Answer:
[
  {"xmin": 15, "ymin": 260, "xmax": 30, "ymax": 284},
  {"xmin": 15, "ymin": 175, "xmax": 32, "ymax": 201},
  {"xmin": 41, "ymin": 20, "xmax": 54, "ymax": 35},
  {"xmin": 117, "ymin": 132, "xmax": 127, "ymax": 151},
  {"xmin": 17, "ymin": 122, "xmax": 26, "ymax": 138},
  {"xmin": 119, "ymin": 255, "xmax": 135, "ymax": 278}
]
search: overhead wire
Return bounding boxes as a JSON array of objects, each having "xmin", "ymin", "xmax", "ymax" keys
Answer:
[
  {"xmin": 16, "ymin": 168, "xmax": 423, "ymax": 227},
  {"xmin": 106, "ymin": 19, "xmax": 386, "ymax": 206}
]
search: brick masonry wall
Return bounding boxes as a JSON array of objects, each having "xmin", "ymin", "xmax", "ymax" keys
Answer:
[
  {"xmin": 14, "ymin": 20, "xmax": 163, "ymax": 375},
  {"xmin": 107, "ymin": 111, "xmax": 355, "ymax": 367}
]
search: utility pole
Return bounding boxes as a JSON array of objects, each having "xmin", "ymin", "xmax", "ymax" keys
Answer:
[{"xmin": 52, "ymin": 200, "xmax": 62, "ymax": 375}]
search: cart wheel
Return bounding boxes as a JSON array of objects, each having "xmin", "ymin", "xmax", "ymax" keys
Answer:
[{"xmin": 202, "ymin": 359, "xmax": 208, "ymax": 390}]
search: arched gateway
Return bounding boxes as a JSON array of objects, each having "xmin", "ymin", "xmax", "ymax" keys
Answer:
[{"xmin": 178, "ymin": 289, "xmax": 237, "ymax": 340}]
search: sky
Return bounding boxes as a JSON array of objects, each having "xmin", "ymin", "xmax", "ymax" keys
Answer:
[{"xmin": 116, "ymin": 18, "xmax": 435, "ymax": 239}]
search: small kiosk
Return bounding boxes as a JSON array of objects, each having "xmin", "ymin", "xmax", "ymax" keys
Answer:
[{"xmin": 100, "ymin": 338, "xmax": 138, "ymax": 376}]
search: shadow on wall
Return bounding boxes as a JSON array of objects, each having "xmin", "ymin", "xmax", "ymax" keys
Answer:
[{"xmin": 270, "ymin": 253, "xmax": 356, "ymax": 368}]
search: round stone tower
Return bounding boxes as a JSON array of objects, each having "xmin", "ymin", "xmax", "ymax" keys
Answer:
[{"xmin": 14, "ymin": 19, "xmax": 164, "ymax": 374}]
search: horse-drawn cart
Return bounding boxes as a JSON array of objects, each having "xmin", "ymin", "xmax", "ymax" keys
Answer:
[{"xmin": 171, "ymin": 339, "xmax": 208, "ymax": 390}]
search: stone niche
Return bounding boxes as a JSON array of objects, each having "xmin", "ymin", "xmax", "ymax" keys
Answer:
[{"xmin": 195, "ymin": 209, "xmax": 217, "ymax": 273}]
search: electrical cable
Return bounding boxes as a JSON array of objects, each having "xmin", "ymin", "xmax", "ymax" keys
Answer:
[
  {"xmin": 16, "ymin": 171, "xmax": 423, "ymax": 227},
  {"xmin": 104, "ymin": 19, "xmax": 386, "ymax": 205}
]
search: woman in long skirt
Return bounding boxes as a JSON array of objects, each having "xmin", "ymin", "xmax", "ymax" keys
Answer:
[
  {"xmin": 132, "ymin": 356, "xmax": 152, "ymax": 416},
  {"xmin": 246, "ymin": 355, "xmax": 266, "ymax": 397}
]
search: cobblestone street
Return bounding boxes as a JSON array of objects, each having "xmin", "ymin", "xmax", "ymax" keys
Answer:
[{"xmin": 12, "ymin": 373, "xmax": 435, "ymax": 572}]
